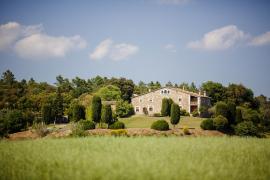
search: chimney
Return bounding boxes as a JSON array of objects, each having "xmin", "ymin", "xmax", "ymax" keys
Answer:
[{"xmin": 203, "ymin": 91, "xmax": 206, "ymax": 96}]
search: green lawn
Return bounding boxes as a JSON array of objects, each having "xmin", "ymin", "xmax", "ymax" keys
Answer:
[
  {"xmin": 1, "ymin": 137, "xmax": 270, "ymax": 180},
  {"xmin": 119, "ymin": 115, "xmax": 204, "ymax": 129}
]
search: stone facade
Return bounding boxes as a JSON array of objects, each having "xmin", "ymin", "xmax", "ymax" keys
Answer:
[{"xmin": 131, "ymin": 87, "xmax": 211, "ymax": 115}]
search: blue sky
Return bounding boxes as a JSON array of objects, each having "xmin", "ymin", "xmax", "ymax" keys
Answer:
[{"xmin": 0, "ymin": 0, "xmax": 270, "ymax": 96}]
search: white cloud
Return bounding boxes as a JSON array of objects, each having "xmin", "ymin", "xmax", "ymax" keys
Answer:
[
  {"xmin": 15, "ymin": 34, "xmax": 86, "ymax": 59},
  {"xmin": 0, "ymin": 21, "xmax": 86, "ymax": 59},
  {"xmin": 89, "ymin": 39, "xmax": 139, "ymax": 61},
  {"xmin": 158, "ymin": 0, "xmax": 190, "ymax": 5},
  {"xmin": 110, "ymin": 43, "xmax": 139, "ymax": 61},
  {"xmin": 249, "ymin": 31, "xmax": 270, "ymax": 46},
  {"xmin": 0, "ymin": 22, "xmax": 43, "ymax": 50},
  {"xmin": 187, "ymin": 25, "xmax": 248, "ymax": 51},
  {"xmin": 89, "ymin": 39, "xmax": 113, "ymax": 60},
  {"xmin": 164, "ymin": 44, "xmax": 176, "ymax": 52}
]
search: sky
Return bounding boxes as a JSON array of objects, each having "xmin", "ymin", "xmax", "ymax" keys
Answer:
[{"xmin": 0, "ymin": 0, "xmax": 270, "ymax": 96}]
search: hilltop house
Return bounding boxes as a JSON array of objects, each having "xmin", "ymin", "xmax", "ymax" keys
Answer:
[{"xmin": 131, "ymin": 87, "xmax": 211, "ymax": 115}]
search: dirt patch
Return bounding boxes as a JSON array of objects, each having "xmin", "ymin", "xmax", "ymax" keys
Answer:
[{"xmin": 8, "ymin": 130, "xmax": 39, "ymax": 140}]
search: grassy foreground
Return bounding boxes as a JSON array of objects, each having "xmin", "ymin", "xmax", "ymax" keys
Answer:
[
  {"xmin": 1, "ymin": 137, "xmax": 270, "ymax": 180},
  {"xmin": 119, "ymin": 115, "xmax": 204, "ymax": 128}
]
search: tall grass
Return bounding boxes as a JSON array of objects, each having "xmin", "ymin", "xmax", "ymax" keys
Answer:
[{"xmin": 0, "ymin": 137, "xmax": 270, "ymax": 180}]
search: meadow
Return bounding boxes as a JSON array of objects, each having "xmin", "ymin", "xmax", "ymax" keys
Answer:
[{"xmin": 1, "ymin": 136, "xmax": 270, "ymax": 180}]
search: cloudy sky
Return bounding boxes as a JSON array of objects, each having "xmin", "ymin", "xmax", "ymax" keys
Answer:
[{"xmin": 1, "ymin": 0, "xmax": 270, "ymax": 96}]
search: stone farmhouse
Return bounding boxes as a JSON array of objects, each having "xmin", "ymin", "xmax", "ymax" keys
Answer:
[{"xmin": 131, "ymin": 87, "xmax": 211, "ymax": 115}]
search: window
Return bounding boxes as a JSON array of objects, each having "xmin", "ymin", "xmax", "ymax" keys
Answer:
[
  {"xmin": 168, "ymin": 90, "xmax": 170, "ymax": 94},
  {"xmin": 179, "ymin": 98, "xmax": 182, "ymax": 102},
  {"xmin": 149, "ymin": 98, "xmax": 153, "ymax": 102},
  {"xmin": 149, "ymin": 106, "xmax": 153, "ymax": 111},
  {"xmin": 164, "ymin": 90, "xmax": 167, "ymax": 94},
  {"xmin": 135, "ymin": 107, "xmax": 140, "ymax": 112},
  {"xmin": 139, "ymin": 98, "xmax": 142, "ymax": 102},
  {"xmin": 161, "ymin": 90, "xmax": 164, "ymax": 94}
]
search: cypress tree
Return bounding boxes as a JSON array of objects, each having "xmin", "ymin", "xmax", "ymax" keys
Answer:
[
  {"xmin": 161, "ymin": 98, "xmax": 169, "ymax": 116},
  {"xmin": 91, "ymin": 95, "xmax": 102, "ymax": 124},
  {"xmin": 73, "ymin": 104, "xmax": 85, "ymax": 122},
  {"xmin": 235, "ymin": 107, "xmax": 243, "ymax": 124},
  {"xmin": 101, "ymin": 105, "xmax": 113, "ymax": 128},
  {"xmin": 42, "ymin": 104, "xmax": 52, "ymax": 124},
  {"xmin": 168, "ymin": 98, "xmax": 174, "ymax": 116},
  {"xmin": 170, "ymin": 103, "xmax": 180, "ymax": 128},
  {"xmin": 227, "ymin": 102, "xmax": 236, "ymax": 125}
]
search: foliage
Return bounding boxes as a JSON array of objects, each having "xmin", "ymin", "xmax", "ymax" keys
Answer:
[
  {"xmin": 180, "ymin": 109, "xmax": 190, "ymax": 116},
  {"xmin": 2, "ymin": 109, "xmax": 27, "ymax": 134},
  {"xmin": 199, "ymin": 105, "xmax": 210, "ymax": 118},
  {"xmin": 91, "ymin": 95, "xmax": 102, "ymax": 123},
  {"xmin": 115, "ymin": 100, "xmax": 134, "ymax": 118},
  {"xmin": 110, "ymin": 129, "xmax": 128, "ymax": 136},
  {"xmin": 241, "ymin": 108, "xmax": 261, "ymax": 125},
  {"xmin": 200, "ymin": 118, "xmax": 215, "ymax": 130},
  {"xmin": 41, "ymin": 104, "xmax": 53, "ymax": 124},
  {"xmin": 72, "ymin": 104, "xmax": 86, "ymax": 122},
  {"xmin": 234, "ymin": 121, "xmax": 259, "ymax": 137},
  {"xmin": 201, "ymin": 81, "xmax": 227, "ymax": 104},
  {"xmin": 227, "ymin": 102, "xmax": 236, "ymax": 125},
  {"xmin": 151, "ymin": 120, "xmax": 169, "ymax": 131},
  {"xmin": 111, "ymin": 77, "xmax": 135, "ymax": 102},
  {"xmin": 215, "ymin": 101, "xmax": 228, "ymax": 118},
  {"xmin": 153, "ymin": 113, "xmax": 162, "ymax": 117},
  {"xmin": 101, "ymin": 105, "xmax": 114, "ymax": 126},
  {"xmin": 96, "ymin": 85, "xmax": 121, "ymax": 101},
  {"xmin": 170, "ymin": 103, "xmax": 180, "ymax": 127},
  {"xmin": 183, "ymin": 126, "xmax": 191, "ymax": 135},
  {"xmin": 226, "ymin": 84, "xmax": 254, "ymax": 107},
  {"xmin": 79, "ymin": 120, "xmax": 95, "ymax": 130},
  {"xmin": 235, "ymin": 107, "xmax": 243, "ymax": 124},
  {"xmin": 23, "ymin": 110, "xmax": 35, "ymax": 126},
  {"xmin": 192, "ymin": 109, "xmax": 199, "ymax": 117},
  {"xmin": 32, "ymin": 122, "xmax": 48, "ymax": 137},
  {"xmin": 53, "ymin": 88, "xmax": 64, "ymax": 119},
  {"xmin": 213, "ymin": 115, "xmax": 228, "ymax": 131},
  {"xmin": 109, "ymin": 121, "xmax": 125, "ymax": 129},
  {"xmin": 161, "ymin": 98, "xmax": 170, "ymax": 116}
]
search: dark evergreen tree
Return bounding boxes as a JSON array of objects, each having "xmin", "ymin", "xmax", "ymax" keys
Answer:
[
  {"xmin": 235, "ymin": 107, "xmax": 243, "ymax": 124},
  {"xmin": 42, "ymin": 104, "xmax": 53, "ymax": 124},
  {"xmin": 168, "ymin": 98, "xmax": 174, "ymax": 116},
  {"xmin": 161, "ymin": 98, "xmax": 169, "ymax": 116},
  {"xmin": 101, "ymin": 105, "xmax": 113, "ymax": 128},
  {"xmin": 91, "ymin": 95, "xmax": 102, "ymax": 124},
  {"xmin": 215, "ymin": 101, "xmax": 228, "ymax": 118},
  {"xmin": 72, "ymin": 104, "xmax": 85, "ymax": 122},
  {"xmin": 227, "ymin": 102, "xmax": 236, "ymax": 125},
  {"xmin": 54, "ymin": 88, "xmax": 64, "ymax": 120},
  {"xmin": 170, "ymin": 103, "xmax": 180, "ymax": 128}
]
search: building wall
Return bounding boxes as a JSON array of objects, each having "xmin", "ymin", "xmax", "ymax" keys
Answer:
[{"xmin": 131, "ymin": 87, "xmax": 210, "ymax": 115}]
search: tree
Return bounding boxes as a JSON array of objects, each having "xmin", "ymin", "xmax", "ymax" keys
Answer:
[
  {"xmin": 170, "ymin": 103, "xmax": 180, "ymax": 128},
  {"xmin": 168, "ymin": 98, "xmax": 174, "ymax": 116},
  {"xmin": 201, "ymin": 81, "xmax": 226, "ymax": 104},
  {"xmin": 161, "ymin": 98, "xmax": 170, "ymax": 116},
  {"xmin": 213, "ymin": 115, "xmax": 228, "ymax": 131},
  {"xmin": 91, "ymin": 95, "xmax": 102, "ymax": 124},
  {"xmin": 115, "ymin": 100, "xmax": 134, "ymax": 118},
  {"xmin": 1, "ymin": 70, "xmax": 15, "ymax": 86},
  {"xmin": 227, "ymin": 102, "xmax": 236, "ymax": 125},
  {"xmin": 73, "ymin": 104, "xmax": 86, "ymax": 122},
  {"xmin": 215, "ymin": 101, "xmax": 228, "ymax": 118},
  {"xmin": 165, "ymin": 81, "xmax": 173, "ymax": 87},
  {"xmin": 53, "ymin": 88, "xmax": 64, "ymax": 121},
  {"xmin": 42, "ymin": 104, "xmax": 53, "ymax": 124},
  {"xmin": 226, "ymin": 84, "xmax": 254, "ymax": 106},
  {"xmin": 111, "ymin": 78, "xmax": 134, "ymax": 102},
  {"xmin": 235, "ymin": 107, "xmax": 243, "ymax": 124},
  {"xmin": 96, "ymin": 85, "xmax": 121, "ymax": 101},
  {"xmin": 101, "ymin": 105, "xmax": 113, "ymax": 127}
]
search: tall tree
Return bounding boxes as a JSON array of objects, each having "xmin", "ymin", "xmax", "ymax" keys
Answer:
[
  {"xmin": 170, "ymin": 103, "xmax": 180, "ymax": 128},
  {"xmin": 101, "ymin": 105, "xmax": 113, "ymax": 128},
  {"xmin": 54, "ymin": 88, "xmax": 64, "ymax": 121},
  {"xmin": 91, "ymin": 95, "xmax": 102, "ymax": 125},
  {"xmin": 1, "ymin": 70, "xmax": 15, "ymax": 86},
  {"xmin": 201, "ymin": 81, "xmax": 227, "ymax": 104},
  {"xmin": 161, "ymin": 98, "xmax": 170, "ymax": 116}
]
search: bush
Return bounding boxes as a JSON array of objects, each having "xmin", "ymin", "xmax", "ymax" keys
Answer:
[
  {"xmin": 73, "ymin": 104, "xmax": 86, "ymax": 122},
  {"xmin": 109, "ymin": 121, "xmax": 125, "ymax": 129},
  {"xmin": 192, "ymin": 110, "xmax": 199, "ymax": 117},
  {"xmin": 91, "ymin": 95, "xmax": 102, "ymax": 123},
  {"xmin": 180, "ymin": 109, "xmax": 190, "ymax": 116},
  {"xmin": 111, "ymin": 129, "xmax": 128, "ymax": 137},
  {"xmin": 23, "ymin": 111, "xmax": 35, "ymax": 126},
  {"xmin": 215, "ymin": 101, "xmax": 228, "ymax": 118},
  {"xmin": 151, "ymin": 120, "xmax": 169, "ymax": 131},
  {"xmin": 153, "ymin": 113, "xmax": 162, "ymax": 117},
  {"xmin": 199, "ymin": 105, "xmax": 210, "ymax": 118},
  {"xmin": 213, "ymin": 115, "xmax": 228, "ymax": 131},
  {"xmin": 115, "ymin": 100, "xmax": 134, "ymax": 118},
  {"xmin": 183, "ymin": 126, "xmax": 191, "ymax": 135},
  {"xmin": 80, "ymin": 120, "xmax": 95, "ymax": 130},
  {"xmin": 200, "ymin": 118, "xmax": 215, "ymax": 130},
  {"xmin": 5, "ymin": 109, "xmax": 27, "ymax": 133},
  {"xmin": 71, "ymin": 122, "xmax": 86, "ymax": 137},
  {"xmin": 234, "ymin": 121, "xmax": 258, "ymax": 137},
  {"xmin": 170, "ymin": 103, "xmax": 180, "ymax": 127},
  {"xmin": 32, "ymin": 122, "xmax": 48, "ymax": 137}
]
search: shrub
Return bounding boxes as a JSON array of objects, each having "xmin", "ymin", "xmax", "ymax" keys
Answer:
[
  {"xmin": 32, "ymin": 122, "xmax": 48, "ymax": 137},
  {"xmin": 161, "ymin": 98, "xmax": 170, "ymax": 116},
  {"xmin": 242, "ymin": 109, "xmax": 261, "ymax": 125},
  {"xmin": 23, "ymin": 111, "xmax": 35, "ymax": 126},
  {"xmin": 96, "ymin": 85, "xmax": 121, "ymax": 101},
  {"xmin": 91, "ymin": 95, "xmax": 102, "ymax": 123},
  {"xmin": 234, "ymin": 121, "xmax": 258, "ymax": 137},
  {"xmin": 213, "ymin": 115, "xmax": 228, "ymax": 131},
  {"xmin": 215, "ymin": 101, "xmax": 228, "ymax": 118},
  {"xmin": 153, "ymin": 113, "xmax": 162, "ymax": 117},
  {"xmin": 73, "ymin": 104, "xmax": 86, "ymax": 122},
  {"xmin": 115, "ymin": 100, "xmax": 134, "ymax": 118},
  {"xmin": 180, "ymin": 109, "xmax": 190, "ymax": 116},
  {"xmin": 183, "ymin": 126, "xmax": 191, "ymax": 135},
  {"xmin": 199, "ymin": 105, "xmax": 210, "ymax": 118},
  {"xmin": 192, "ymin": 110, "xmax": 199, "ymax": 117},
  {"xmin": 71, "ymin": 122, "xmax": 86, "ymax": 137},
  {"xmin": 151, "ymin": 120, "xmax": 169, "ymax": 131},
  {"xmin": 80, "ymin": 120, "xmax": 95, "ymax": 130},
  {"xmin": 170, "ymin": 103, "xmax": 180, "ymax": 127},
  {"xmin": 200, "ymin": 118, "xmax": 215, "ymax": 130},
  {"xmin": 111, "ymin": 129, "xmax": 128, "ymax": 137},
  {"xmin": 101, "ymin": 105, "xmax": 114, "ymax": 126},
  {"xmin": 5, "ymin": 109, "xmax": 27, "ymax": 133},
  {"xmin": 143, "ymin": 107, "xmax": 148, "ymax": 115},
  {"xmin": 109, "ymin": 121, "xmax": 125, "ymax": 129}
]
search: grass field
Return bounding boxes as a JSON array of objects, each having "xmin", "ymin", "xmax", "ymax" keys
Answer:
[
  {"xmin": 119, "ymin": 115, "xmax": 204, "ymax": 129},
  {"xmin": 1, "ymin": 137, "xmax": 270, "ymax": 180}
]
